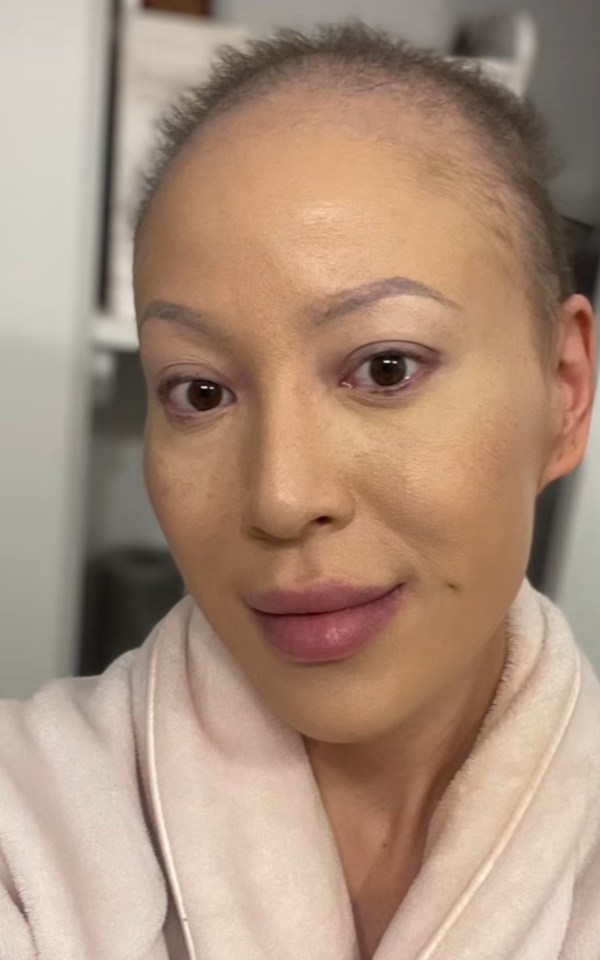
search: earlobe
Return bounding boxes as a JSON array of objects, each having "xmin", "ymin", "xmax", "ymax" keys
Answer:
[{"xmin": 538, "ymin": 294, "xmax": 597, "ymax": 491}]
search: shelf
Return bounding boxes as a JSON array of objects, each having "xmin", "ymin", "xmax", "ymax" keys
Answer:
[{"xmin": 92, "ymin": 311, "xmax": 139, "ymax": 352}]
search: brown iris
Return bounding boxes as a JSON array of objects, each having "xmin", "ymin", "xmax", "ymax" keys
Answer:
[
  {"xmin": 187, "ymin": 380, "xmax": 223, "ymax": 411},
  {"xmin": 369, "ymin": 353, "xmax": 408, "ymax": 388}
]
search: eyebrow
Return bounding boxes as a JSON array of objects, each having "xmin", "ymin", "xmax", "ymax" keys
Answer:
[
  {"xmin": 315, "ymin": 276, "xmax": 461, "ymax": 323},
  {"xmin": 138, "ymin": 299, "xmax": 232, "ymax": 346},
  {"xmin": 138, "ymin": 275, "xmax": 461, "ymax": 340}
]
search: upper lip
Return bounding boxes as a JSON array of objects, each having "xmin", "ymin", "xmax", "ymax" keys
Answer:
[{"xmin": 247, "ymin": 580, "xmax": 402, "ymax": 615}]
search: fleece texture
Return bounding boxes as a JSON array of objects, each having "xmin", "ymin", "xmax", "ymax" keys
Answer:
[{"xmin": 1, "ymin": 579, "xmax": 599, "ymax": 959}]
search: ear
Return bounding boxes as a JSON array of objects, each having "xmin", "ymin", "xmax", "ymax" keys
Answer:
[{"xmin": 539, "ymin": 293, "xmax": 597, "ymax": 492}]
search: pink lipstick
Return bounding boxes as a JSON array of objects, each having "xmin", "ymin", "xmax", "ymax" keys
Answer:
[{"xmin": 249, "ymin": 581, "xmax": 406, "ymax": 663}]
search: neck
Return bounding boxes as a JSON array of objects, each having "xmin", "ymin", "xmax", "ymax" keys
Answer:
[{"xmin": 303, "ymin": 623, "xmax": 507, "ymax": 841}]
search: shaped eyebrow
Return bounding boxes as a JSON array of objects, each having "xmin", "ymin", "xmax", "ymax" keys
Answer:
[
  {"xmin": 138, "ymin": 275, "xmax": 462, "ymax": 341},
  {"xmin": 315, "ymin": 275, "xmax": 462, "ymax": 324},
  {"xmin": 138, "ymin": 299, "xmax": 228, "ymax": 343}
]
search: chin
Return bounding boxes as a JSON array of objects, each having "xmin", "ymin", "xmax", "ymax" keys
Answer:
[
  {"xmin": 269, "ymin": 681, "xmax": 413, "ymax": 745},
  {"xmin": 301, "ymin": 720, "xmax": 396, "ymax": 746}
]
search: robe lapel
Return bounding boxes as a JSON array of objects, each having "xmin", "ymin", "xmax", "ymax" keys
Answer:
[
  {"xmin": 143, "ymin": 583, "xmax": 599, "ymax": 960},
  {"xmin": 146, "ymin": 599, "xmax": 359, "ymax": 960}
]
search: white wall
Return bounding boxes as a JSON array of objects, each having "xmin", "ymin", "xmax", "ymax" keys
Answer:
[
  {"xmin": 217, "ymin": 0, "xmax": 452, "ymax": 48},
  {"xmin": 448, "ymin": 0, "xmax": 600, "ymax": 223},
  {"xmin": 0, "ymin": 0, "xmax": 110, "ymax": 696},
  {"xmin": 554, "ymin": 275, "xmax": 600, "ymax": 671},
  {"xmin": 556, "ymin": 418, "xmax": 600, "ymax": 670}
]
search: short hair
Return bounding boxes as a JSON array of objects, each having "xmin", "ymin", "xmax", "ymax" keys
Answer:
[{"xmin": 133, "ymin": 20, "xmax": 574, "ymax": 347}]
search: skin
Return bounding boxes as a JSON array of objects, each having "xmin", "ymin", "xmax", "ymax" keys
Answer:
[{"xmin": 134, "ymin": 88, "xmax": 596, "ymax": 959}]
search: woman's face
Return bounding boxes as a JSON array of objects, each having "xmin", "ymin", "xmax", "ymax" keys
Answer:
[{"xmin": 135, "ymin": 95, "xmax": 563, "ymax": 743}]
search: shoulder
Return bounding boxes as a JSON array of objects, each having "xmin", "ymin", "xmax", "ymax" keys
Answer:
[
  {"xmin": 0, "ymin": 647, "xmax": 141, "ymax": 812},
  {"xmin": 0, "ymin": 629, "xmax": 173, "ymax": 958},
  {"xmin": 0, "ymin": 591, "xmax": 197, "ymax": 781}
]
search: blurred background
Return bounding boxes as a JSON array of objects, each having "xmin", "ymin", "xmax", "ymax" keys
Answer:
[{"xmin": 1, "ymin": 0, "xmax": 598, "ymax": 697}]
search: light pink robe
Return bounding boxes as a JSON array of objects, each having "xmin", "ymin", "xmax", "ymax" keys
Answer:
[{"xmin": 1, "ymin": 579, "xmax": 600, "ymax": 959}]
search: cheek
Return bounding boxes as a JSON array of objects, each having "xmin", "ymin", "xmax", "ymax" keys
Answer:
[
  {"xmin": 359, "ymin": 365, "xmax": 546, "ymax": 586},
  {"xmin": 144, "ymin": 421, "xmax": 236, "ymax": 579}
]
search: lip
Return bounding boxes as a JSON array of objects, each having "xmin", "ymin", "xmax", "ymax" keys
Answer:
[
  {"xmin": 250, "ymin": 581, "xmax": 406, "ymax": 663},
  {"xmin": 248, "ymin": 580, "xmax": 400, "ymax": 615}
]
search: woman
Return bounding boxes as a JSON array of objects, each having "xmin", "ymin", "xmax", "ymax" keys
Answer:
[{"xmin": 0, "ymin": 21, "xmax": 598, "ymax": 960}]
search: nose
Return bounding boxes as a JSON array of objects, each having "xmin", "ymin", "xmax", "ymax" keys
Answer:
[{"xmin": 243, "ymin": 390, "xmax": 355, "ymax": 544}]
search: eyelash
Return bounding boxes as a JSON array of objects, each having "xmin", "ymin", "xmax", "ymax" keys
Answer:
[{"xmin": 157, "ymin": 348, "xmax": 429, "ymax": 422}]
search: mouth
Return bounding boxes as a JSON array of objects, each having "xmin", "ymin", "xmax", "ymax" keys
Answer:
[
  {"xmin": 251, "ymin": 582, "xmax": 407, "ymax": 663},
  {"xmin": 248, "ymin": 580, "xmax": 403, "ymax": 615}
]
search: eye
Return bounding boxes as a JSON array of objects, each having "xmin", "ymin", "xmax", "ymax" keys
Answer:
[
  {"xmin": 158, "ymin": 375, "xmax": 235, "ymax": 419},
  {"xmin": 342, "ymin": 349, "xmax": 423, "ymax": 395}
]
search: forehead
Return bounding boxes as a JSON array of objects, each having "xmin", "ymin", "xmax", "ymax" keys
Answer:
[{"xmin": 134, "ymin": 91, "xmax": 521, "ymax": 313}]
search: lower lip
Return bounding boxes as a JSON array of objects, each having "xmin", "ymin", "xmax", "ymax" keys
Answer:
[{"xmin": 254, "ymin": 584, "xmax": 406, "ymax": 663}]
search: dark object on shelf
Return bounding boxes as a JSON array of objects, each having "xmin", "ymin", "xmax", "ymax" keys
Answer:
[
  {"xmin": 142, "ymin": 0, "xmax": 212, "ymax": 14},
  {"xmin": 79, "ymin": 546, "xmax": 184, "ymax": 676},
  {"xmin": 97, "ymin": 0, "xmax": 122, "ymax": 309}
]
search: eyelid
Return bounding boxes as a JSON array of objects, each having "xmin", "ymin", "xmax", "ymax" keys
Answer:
[
  {"xmin": 345, "ymin": 339, "xmax": 435, "ymax": 364},
  {"xmin": 342, "ymin": 340, "xmax": 432, "ymax": 374},
  {"xmin": 343, "ymin": 346, "xmax": 428, "ymax": 392},
  {"xmin": 155, "ymin": 340, "xmax": 437, "ymax": 420},
  {"xmin": 157, "ymin": 372, "xmax": 235, "ymax": 420}
]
